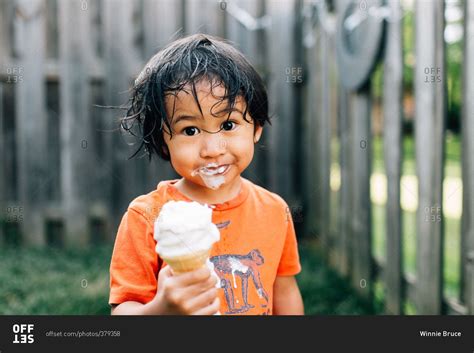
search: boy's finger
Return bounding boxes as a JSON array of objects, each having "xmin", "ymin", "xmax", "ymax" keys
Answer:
[
  {"xmin": 160, "ymin": 265, "xmax": 172, "ymax": 277},
  {"xmin": 185, "ymin": 288, "xmax": 218, "ymax": 314},
  {"xmin": 175, "ymin": 272, "xmax": 217, "ymax": 298},
  {"xmin": 192, "ymin": 297, "xmax": 220, "ymax": 316},
  {"xmin": 172, "ymin": 267, "xmax": 211, "ymax": 285}
]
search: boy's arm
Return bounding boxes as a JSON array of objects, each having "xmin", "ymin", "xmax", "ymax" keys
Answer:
[
  {"xmin": 110, "ymin": 300, "xmax": 165, "ymax": 315},
  {"xmin": 272, "ymin": 275, "xmax": 304, "ymax": 315}
]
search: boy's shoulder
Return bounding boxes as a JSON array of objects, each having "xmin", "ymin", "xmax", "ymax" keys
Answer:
[
  {"xmin": 127, "ymin": 179, "xmax": 177, "ymax": 224},
  {"xmin": 244, "ymin": 178, "xmax": 289, "ymax": 211}
]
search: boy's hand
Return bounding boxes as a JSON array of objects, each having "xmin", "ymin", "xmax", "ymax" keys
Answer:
[{"xmin": 152, "ymin": 265, "xmax": 220, "ymax": 315}]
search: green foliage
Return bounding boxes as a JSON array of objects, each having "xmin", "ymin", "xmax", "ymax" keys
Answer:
[
  {"xmin": 373, "ymin": 9, "xmax": 462, "ymax": 132},
  {"xmin": 0, "ymin": 245, "xmax": 112, "ymax": 315}
]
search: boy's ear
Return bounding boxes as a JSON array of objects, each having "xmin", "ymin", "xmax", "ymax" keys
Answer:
[
  {"xmin": 162, "ymin": 144, "xmax": 170, "ymax": 158},
  {"xmin": 254, "ymin": 125, "xmax": 263, "ymax": 144}
]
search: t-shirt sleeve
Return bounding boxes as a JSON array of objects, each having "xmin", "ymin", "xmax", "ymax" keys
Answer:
[
  {"xmin": 109, "ymin": 207, "xmax": 159, "ymax": 306},
  {"xmin": 277, "ymin": 209, "xmax": 302, "ymax": 276}
]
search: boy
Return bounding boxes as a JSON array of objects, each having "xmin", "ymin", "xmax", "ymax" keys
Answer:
[{"xmin": 109, "ymin": 34, "xmax": 304, "ymax": 315}]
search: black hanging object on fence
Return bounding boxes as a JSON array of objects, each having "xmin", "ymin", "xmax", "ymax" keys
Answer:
[{"xmin": 336, "ymin": 0, "xmax": 385, "ymax": 90}]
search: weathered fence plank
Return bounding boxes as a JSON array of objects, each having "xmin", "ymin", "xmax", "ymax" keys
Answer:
[
  {"xmin": 58, "ymin": 0, "xmax": 93, "ymax": 247},
  {"xmin": 316, "ymin": 3, "xmax": 331, "ymax": 257},
  {"xmin": 414, "ymin": 0, "xmax": 446, "ymax": 314},
  {"xmin": 143, "ymin": 0, "xmax": 182, "ymax": 59},
  {"xmin": 337, "ymin": 86, "xmax": 351, "ymax": 277},
  {"xmin": 142, "ymin": 0, "xmax": 181, "ymax": 192},
  {"xmin": 13, "ymin": 0, "xmax": 48, "ymax": 246},
  {"xmin": 237, "ymin": 0, "xmax": 269, "ymax": 188},
  {"xmin": 0, "ymin": 5, "xmax": 7, "ymax": 62},
  {"xmin": 104, "ymin": 0, "xmax": 149, "ymax": 231},
  {"xmin": 461, "ymin": 0, "xmax": 474, "ymax": 315},
  {"xmin": 302, "ymin": 0, "xmax": 319, "ymax": 241},
  {"xmin": 382, "ymin": 0, "xmax": 404, "ymax": 315},
  {"xmin": 349, "ymin": 86, "xmax": 372, "ymax": 301},
  {"xmin": 327, "ymin": 15, "xmax": 339, "ymax": 268},
  {"xmin": 0, "ymin": 83, "xmax": 4, "ymax": 246},
  {"xmin": 185, "ymin": 0, "xmax": 225, "ymax": 36},
  {"xmin": 266, "ymin": 0, "xmax": 297, "ymax": 203}
]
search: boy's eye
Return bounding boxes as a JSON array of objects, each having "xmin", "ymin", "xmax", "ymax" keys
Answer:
[
  {"xmin": 183, "ymin": 127, "xmax": 199, "ymax": 136},
  {"xmin": 221, "ymin": 121, "xmax": 236, "ymax": 131}
]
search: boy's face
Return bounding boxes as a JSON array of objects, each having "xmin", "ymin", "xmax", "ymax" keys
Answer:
[{"xmin": 163, "ymin": 80, "xmax": 262, "ymax": 192}]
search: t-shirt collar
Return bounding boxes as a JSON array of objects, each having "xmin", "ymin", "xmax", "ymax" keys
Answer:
[{"xmin": 161, "ymin": 178, "xmax": 249, "ymax": 211}]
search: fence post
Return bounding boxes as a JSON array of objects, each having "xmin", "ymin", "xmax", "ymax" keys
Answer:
[
  {"xmin": 104, "ymin": 0, "xmax": 148, "ymax": 232},
  {"xmin": 266, "ymin": 0, "xmax": 297, "ymax": 203},
  {"xmin": 302, "ymin": 1, "xmax": 319, "ymax": 242},
  {"xmin": 414, "ymin": 0, "xmax": 446, "ymax": 314},
  {"xmin": 383, "ymin": 0, "xmax": 404, "ymax": 315},
  {"xmin": 142, "ymin": 0, "xmax": 182, "ymax": 194},
  {"xmin": 461, "ymin": 0, "xmax": 474, "ymax": 315},
  {"xmin": 143, "ymin": 0, "xmax": 182, "ymax": 60},
  {"xmin": 338, "ymin": 86, "xmax": 351, "ymax": 277},
  {"xmin": 236, "ymin": 0, "xmax": 269, "ymax": 189},
  {"xmin": 13, "ymin": 0, "xmax": 48, "ymax": 247},
  {"xmin": 349, "ymin": 85, "xmax": 373, "ymax": 302},
  {"xmin": 0, "ymin": 83, "xmax": 3, "ymax": 246},
  {"xmin": 316, "ymin": 4, "xmax": 331, "ymax": 256},
  {"xmin": 185, "ymin": 0, "xmax": 225, "ymax": 36},
  {"xmin": 59, "ymin": 0, "xmax": 93, "ymax": 248}
]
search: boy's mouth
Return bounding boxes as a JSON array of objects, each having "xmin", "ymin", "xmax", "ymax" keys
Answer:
[
  {"xmin": 192, "ymin": 163, "xmax": 230, "ymax": 177},
  {"xmin": 191, "ymin": 163, "xmax": 231, "ymax": 190}
]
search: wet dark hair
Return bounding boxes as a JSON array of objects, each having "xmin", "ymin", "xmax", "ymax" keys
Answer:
[{"xmin": 121, "ymin": 33, "xmax": 271, "ymax": 161}]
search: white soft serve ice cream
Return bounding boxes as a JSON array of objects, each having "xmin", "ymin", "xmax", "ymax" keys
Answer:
[{"xmin": 154, "ymin": 200, "xmax": 220, "ymax": 258}]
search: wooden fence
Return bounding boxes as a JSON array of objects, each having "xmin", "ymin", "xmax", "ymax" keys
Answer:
[
  {"xmin": 0, "ymin": 0, "xmax": 307, "ymax": 248},
  {"xmin": 302, "ymin": 0, "xmax": 473, "ymax": 315},
  {"xmin": 0, "ymin": 0, "xmax": 473, "ymax": 315}
]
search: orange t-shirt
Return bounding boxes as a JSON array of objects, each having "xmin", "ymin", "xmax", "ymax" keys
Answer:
[{"xmin": 109, "ymin": 178, "xmax": 301, "ymax": 315}]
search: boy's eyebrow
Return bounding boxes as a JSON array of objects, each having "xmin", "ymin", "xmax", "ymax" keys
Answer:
[
  {"xmin": 172, "ymin": 114, "xmax": 203, "ymax": 126},
  {"xmin": 173, "ymin": 108, "xmax": 244, "ymax": 126}
]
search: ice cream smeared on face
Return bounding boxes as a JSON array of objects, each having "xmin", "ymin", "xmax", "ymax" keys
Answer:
[
  {"xmin": 191, "ymin": 162, "xmax": 229, "ymax": 190},
  {"xmin": 153, "ymin": 201, "xmax": 220, "ymax": 258}
]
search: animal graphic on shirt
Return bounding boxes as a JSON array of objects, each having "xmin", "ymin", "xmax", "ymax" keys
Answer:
[{"xmin": 210, "ymin": 249, "xmax": 269, "ymax": 314}]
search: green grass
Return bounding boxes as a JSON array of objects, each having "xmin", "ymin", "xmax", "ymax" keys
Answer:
[
  {"xmin": 370, "ymin": 133, "xmax": 463, "ymax": 305},
  {"xmin": 297, "ymin": 241, "xmax": 384, "ymax": 315},
  {"xmin": 0, "ymin": 231, "xmax": 452, "ymax": 315},
  {"xmin": 0, "ymin": 245, "xmax": 112, "ymax": 315},
  {"xmin": 0, "ymin": 242, "xmax": 376, "ymax": 315}
]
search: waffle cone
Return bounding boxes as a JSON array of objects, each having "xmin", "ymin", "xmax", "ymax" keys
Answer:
[{"xmin": 162, "ymin": 249, "xmax": 211, "ymax": 274}]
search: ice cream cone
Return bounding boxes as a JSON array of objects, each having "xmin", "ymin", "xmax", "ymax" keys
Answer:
[{"xmin": 162, "ymin": 249, "xmax": 211, "ymax": 274}]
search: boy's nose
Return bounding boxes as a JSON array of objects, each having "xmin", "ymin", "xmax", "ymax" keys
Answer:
[{"xmin": 200, "ymin": 133, "xmax": 226, "ymax": 158}]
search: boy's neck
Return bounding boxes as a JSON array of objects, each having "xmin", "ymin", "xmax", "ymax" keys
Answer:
[{"xmin": 174, "ymin": 176, "xmax": 242, "ymax": 205}]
